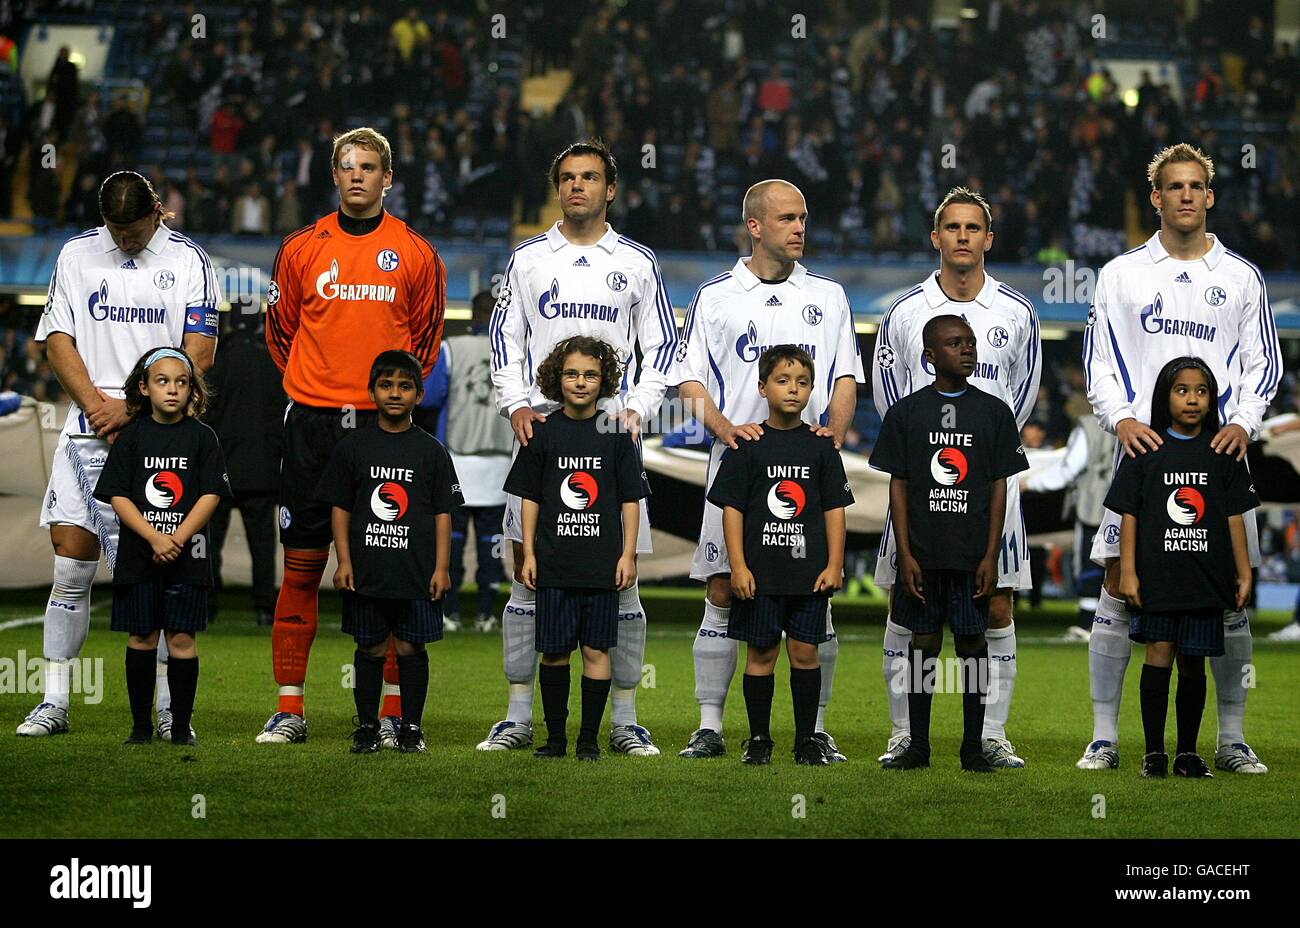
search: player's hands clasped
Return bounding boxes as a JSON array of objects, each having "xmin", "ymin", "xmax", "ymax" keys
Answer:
[
  {"xmin": 900, "ymin": 553, "xmax": 925, "ymax": 603},
  {"xmin": 974, "ymin": 555, "xmax": 997, "ymax": 599},
  {"xmin": 615, "ymin": 554, "xmax": 637, "ymax": 591},
  {"xmin": 333, "ymin": 562, "xmax": 355, "ymax": 591},
  {"xmin": 1116, "ymin": 417, "xmax": 1163, "ymax": 458},
  {"xmin": 813, "ymin": 564, "xmax": 842, "ymax": 593},
  {"xmin": 510, "ymin": 407, "xmax": 547, "ymax": 446},
  {"xmin": 87, "ymin": 389, "xmax": 130, "ymax": 439},
  {"xmin": 1211, "ymin": 423, "xmax": 1250, "ymax": 461},
  {"xmin": 1118, "ymin": 571, "xmax": 1142, "ymax": 610},
  {"xmin": 519, "ymin": 553, "xmax": 537, "ymax": 590},
  {"xmin": 429, "ymin": 569, "xmax": 452, "ymax": 601},
  {"xmin": 717, "ymin": 420, "xmax": 764, "ymax": 450},
  {"xmin": 730, "ymin": 565, "xmax": 756, "ymax": 600}
]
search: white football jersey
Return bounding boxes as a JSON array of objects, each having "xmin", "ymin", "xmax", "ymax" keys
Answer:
[
  {"xmin": 872, "ymin": 269, "xmax": 1041, "ymax": 427},
  {"xmin": 670, "ymin": 258, "xmax": 865, "ymax": 430},
  {"xmin": 1084, "ymin": 233, "xmax": 1281, "ymax": 437},
  {"xmin": 35, "ymin": 224, "xmax": 220, "ymax": 406},
  {"xmin": 489, "ymin": 221, "xmax": 676, "ymax": 420}
]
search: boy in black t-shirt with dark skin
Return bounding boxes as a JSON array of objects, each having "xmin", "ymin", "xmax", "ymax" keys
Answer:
[
  {"xmin": 319, "ymin": 350, "xmax": 462, "ymax": 754},
  {"xmin": 708, "ymin": 346, "xmax": 853, "ymax": 766},
  {"xmin": 869, "ymin": 315, "xmax": 1028, "ymax": 771},
  {"xmin": 505, "ymin": 336, "xmax": 647, "ymax": 761},
  {"xmin": 1106, "ymin": 357, "xmax": 1255, "ymax": 779}
]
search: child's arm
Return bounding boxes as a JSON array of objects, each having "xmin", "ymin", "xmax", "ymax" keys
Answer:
[
  {"xmin": 331, "ymin": 506, "xmax": 354, "ymax": 590},
  {"xmin": 722, "ymin": 505, "xmax": 755, "ymax": 599},
  {"xmin": 615, "ymin": 501, "xmax": 639, "ymax": 591},
  {"xmin": 889, "ymin": 476, "xmax": 923, "ymax": 603},
  {"xmin": 976, "ymin": 478, "xmax": 1008, "ymax": 598},
  {"xmin": 111, "ymin": 497, "xmax": 182, "ymax": 562},
  {"xmin": 519, "ymin": 498, "xmax": 539, "ymax": 590},
  {"xmin": 813, "ymin": 507, "xmax": 846, "ymax": 593},
  {"xmin": 1229, "ymin": 513, "xmax": 1252, "ymax": 610},
  {"xmin": 1118, "ymin": 513, "xmax": 1142, "ymax": 609},
  {"xmin": 430, "ymin": 512, "xmax": 452, "ymax": 600},
  {"xmin": 173, "ymin": 493, "xmax": 221, "ymax": 548}
]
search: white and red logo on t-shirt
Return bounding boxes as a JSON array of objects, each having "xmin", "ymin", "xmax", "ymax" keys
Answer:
[
  {"xmin": 145, "ymin": 471, "xmax": 183, "ymax": 508},
  {"xmin": 370, "ymin": 481, "xmax": 409, "ymax": 521},
  {"xmin": 1166, "ymin": 486, "xmax": 1205, "ymax": 526},
  {"xmin": 560, "ymin": 472, "xmax": 599, "ymax": 510},
  {"xmin": 766, "ymin": 480, "xmax": 806, "ymax": 519},
  {"xmin": 930, "ymin": 448, "xmax": 968, "ymax": 486}
]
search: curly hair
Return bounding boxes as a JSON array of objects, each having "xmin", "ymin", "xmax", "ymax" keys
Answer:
[
  {"xmin": 123, "ymin": 347, "xmax": 210, "ymax": 421},
  {"xmin": 535, "ymin": 336, "xmax": 624, "ymax": 404}
]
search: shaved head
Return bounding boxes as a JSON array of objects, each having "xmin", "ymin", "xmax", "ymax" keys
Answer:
[{"xmin": 742, "ymin": 179, "xmax": 804, "ymax": 223}]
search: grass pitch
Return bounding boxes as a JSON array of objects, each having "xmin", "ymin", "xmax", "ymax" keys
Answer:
[{"xmin": 2, "ymin": 588, "xmax": 1298, "ymax": 839}]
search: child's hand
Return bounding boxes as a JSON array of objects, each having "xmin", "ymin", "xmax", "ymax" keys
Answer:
[
  {"xmin": 520, "ymin": 554, "xmax": 537, "ymax": 591},
  {"xmin": 149, "ymin": 532, "xmax": 182, "ymax": 562},
  {"xmin": 900, "ymin": 553, "xmax": 925, "ymax": 603},
  {"xmin": 1118, "ymin": 571, "xmax": 1142, "ymax": 610},
  {"xmin": 1235, "ymin": 572, "xmax": 1252, "ymax": 611},
  {"xmin": 813, "ymin": 564, "xmax": 842, "ymax": 593},
  {"xmin": 615, "ymin": 554, "xmax": 637, "ymax": 591},
  {"xmin": 974, "ymin": 555, "xmax": 997, "ymax": 599},
  {"xmin": 730, "ymin": 566, "xmax": 756, "ymax": 600},
  {"xmin": 333, "ymin": 562, "xmax": 354, "ymax": 591},
  {"xmin": 429, "ymin": 569, "xmax": 452, "ymax": 601}
]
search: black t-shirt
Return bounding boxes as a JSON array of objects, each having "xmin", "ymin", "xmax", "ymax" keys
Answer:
[
  {"xmin": 869, "ymin": 385, "xmax": 1028, "ymax": 572},
  {"xmin": 318, "ymin": 424, "xmax": 464, "ymax": 600},
  {"xmin": 93, "ymin": 416, "xmax": 232, "ymax": 586},
  {"xmin": 503, "ymin": 411, "xmax": 649, "ymax": 590},
  {"xmin": 1104, "ymin": 429, "xmax": 1257, "ymax": 612},
  {"xmin": 707, "ymin": 425, "xmax": 854, "ymax": 596}
]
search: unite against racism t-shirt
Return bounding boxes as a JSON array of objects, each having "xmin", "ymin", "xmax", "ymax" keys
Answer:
[
  {"xmin": 868, "ymin": 384, "xmax": 1028, "ymax": 573},
  {"xmin": 1104, "ymin": 429, "xmax": 1257, "ymax": 613},
  {"xmin": 318, "ymin": 423, "xmax": 463, "ymax": 599},
  {"xmin": 503, "ymin": 411, "xmax": 649, "ymax": 590},
  {"xmin": 706, "ymin": 426, "xmax": 854, "ymax": 596},
  {"xmin": 93, "ymin": 416, "xmax": 232, "ymax": 586}
]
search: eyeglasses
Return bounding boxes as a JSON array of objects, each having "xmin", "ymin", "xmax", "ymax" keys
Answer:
[{"xmin": 561, "ymin": 370, "xmax": 602, "ymax": 383}]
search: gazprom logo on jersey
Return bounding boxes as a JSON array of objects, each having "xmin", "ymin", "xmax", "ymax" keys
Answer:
[
  {"xmin": 1140, "ymin": 293, "xmax": 1217, "ymax": 341},
  {"xmin": 537, "ymin": 278, "xmax": 619, "ymax": 322},
  {"xmin": 87, "ymin": 281, "xmax": 166, "ymax": 324},
  {"xmin": 734, "ymin": 321, "xmax": 816, "ymax": 364},
  {"xmin": 315, "ymin": 259, "xmax": 397, "ymax": 302}
]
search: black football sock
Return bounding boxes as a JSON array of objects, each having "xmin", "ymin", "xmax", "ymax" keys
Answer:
[
  {"xmin": 789, "ymin": 666, "xmax": 821, "ymax": 742},
  {"xmin": 538, "ymin": 663, "xmax": 570, "ymax": 744},
  {"xmin": 743, "ymin": 672, "xmax": 775, "ymax": 739},
  {"xmin": 166, "ymin": 655, "xmax": 198, "ymax": 738},
  {"xmin": 1139, "ymin": 663, "xmax": 1173, "ymax": 755},
  {"xmin": 396, "ymin": 649, "xmax": 429, "ymax": 729},
  {"xmin": 353, "ymin": 649, "xmax": 384, "ymax": 728},
  {"xmin": 907, "ymin": 647, "xmax": 939, "ymax": 752},
  {"xmin": 125, "ymin": 646, "xmax": 155, "ymax": 733},
  {"xmin": 1174, "ymin": 668, "xmax": 1207, "ymax": 756},
  {"xmin": 956, "ymin": 640, "xmax": 989, "ymax": 751},
  {"xmin": 578, "ymin": 675, "xmax": 611, "ymax": 745}
]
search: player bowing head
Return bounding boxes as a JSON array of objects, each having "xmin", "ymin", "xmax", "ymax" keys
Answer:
[{"xmin": 99, "ymin": 171, "xmax": 175, "ymax": 256}]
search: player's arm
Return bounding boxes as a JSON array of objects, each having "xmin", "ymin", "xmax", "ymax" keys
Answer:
[
  {"xmin": 331, "ymin": 506, "xmax": 354, "ymax": 591},
  {"xmin": 872, "ymin": 303, "xmax": 906, "ymax": 419},
  {"xmin": 1083, "ymin": 271, "xmax": 1159, "ymax": 456},
  {"xmin": 677, "ymin": 380, "xmax": 763, "ymax": 448},
  {"xmin": 976, "ymin": 478, "xmax": 1007, "ymax": 598},
  {"xmin": 615, "ymin": 501, "xmax": 639, "ymax": 591},
  {"xmin": 1022, "ymin": 421, "xmax": 1087, "ymax": 493},
  {"xmin": 1228, "ymin": 513, "xmax": 1251, "ymax": 610},
  {"xmin": 489, "ymin": 255, "xmax": 541, "ymax": 437},
  {"xmin": 824, "ymin": 375, "xmax": 857, "ymax": 449},
  {"xmin": 1216, "ymin": 271, "xmax": 1282, "ymax": 460},
  {"xmin": 824, "ymin": 287, "xmax": 866, "ymax": 447},
  {"xmin": 1009, "ymin": 299, "xmax": 1043, "ymax": 429},
  {"xmin": 430, "ymin": 512, "xmax": 452, "ymax": 600},
  {"xmin": 182, "ymin": 332, "xmax": 215, "ymax": 375},
  {"xmin": 43, "ymin": 332, "xmax": 130, "ymax": 437},
  {"xmin": 408, "ymin": 239, "xmax": 447, "ymax": 377},
  {"xmin": 265, "ymin": 230, "xmax": 308, "ymax": 372},
  {"xmin": 889, "ymin": 476, "xmax": 923, "ymax": 602},
  {"xmin": 621, "ymin": 255, "xmax": 676, "ymax": 436},
  {"xmin": 182, "ymin": 244, "xmax": 221, "ymax": 374},
  {"xmin": 722, "ymin": 505, "xmax": 754, "ymax": 599},
  {"xmin": 1117, "ymin": 513, "xmax": 1140, "ymax": 608},
  {"xmin": 519, "ymin": 497, "xmax": 539, "ymax": 590},
  {"xmin": 814, "ymin": 507, "xmax": 846, "ymax": 593}
]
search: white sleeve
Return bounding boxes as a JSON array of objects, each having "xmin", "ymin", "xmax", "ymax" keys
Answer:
[
  {"xmin": 625, "ymin": 254, "xmax": 674, "ymax": 421},
  {"xmin": 489, "ymin": 254, "xmax": 533, "ymax": 416},
  {"xmin": 185, "ymin": 245, "xmax": 221, "ymax": 310},
  {"xmin": 832, "ymin": 287, "xmax": 866, "ymax": 385},
  {"xmin": 669, "ymin": 284, "xmax": 711, "ymax": 388},
  {"xmin": 1227, "ymin": 269, "xmax": 1282, "ymax": 440},
  {"xmin": 1023, "ymin": 423, "xmax": 1088, "ymax": 492},
  {"xmin": 1083, "ymin": 270, "xmax": 1136, "ymax": 433},
  {"xmin": 872, "ymin": 302, "xmax": 907, "ymax": 418},
  {"xmin": 34, "ymin": 253, "xmax": 76, "ymax": 341},
  {"xmin": 1008, "ymin": 299, "xmax": 1042, "ymax": 429}
]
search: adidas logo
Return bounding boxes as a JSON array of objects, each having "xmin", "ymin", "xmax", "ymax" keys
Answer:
[
  {"xmin": 120, "ymin": 259, "xmax": 138, "ymax": 270},
  {"xmin": 765, "ymin": 295, "xmax": 782, "ymax": 306},
  {"xmin": 1175, "ymin": 271, "xmax": 1191, "ymax": 283},
  {"xmin": 316, "ymin": 230, "xmax": 331, "ymax": 239},
  {"xmin": 572, "ymin": 256, "xmax": 590, "ymax": 266}
]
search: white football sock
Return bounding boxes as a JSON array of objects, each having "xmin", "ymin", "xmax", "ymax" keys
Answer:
[
  {"xmin": 882, "ymin": 617, "xmax": 912, "ymax": 738},
  {"xmin": 693, "ymin": 598, "xmax": 735, "ymax": 734},
  {"xmin": 1088, "ymin": 589, "xmax": 1131, "ymax": 744},
  {"xmin": 815, "ymin": 618, "xmax": 838, "ymax": 732},
  {"xmin": 155, "ymin": 634, "xmax": 170, "ymax": 713},
  {"xmin": 502, "ymin": 580, "xmax": 536, "ymax": 724},
  {"xmin": 610, "ymin": 584, "xmax": 646, "ymax": 727},
  {"xmin": 42, "ymin": 556, "xmax": 98, "ymax": 709},
  {"xmin": 982, "ymin": 622, "xmax": 1018, "ymax": 741},
  {"xmin": 1211, "ymin": 609, "xmax": 1251, "ymax": 747}
]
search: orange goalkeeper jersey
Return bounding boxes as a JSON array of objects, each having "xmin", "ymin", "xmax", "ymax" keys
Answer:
[{"xmin": 265, "ymin": 211, "xmax": 446, "ymax": 409}]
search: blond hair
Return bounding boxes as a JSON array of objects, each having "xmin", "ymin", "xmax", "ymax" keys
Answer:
[
  {"xmin": 932, "ymin": 186, "xmax": 992, "ymax": 232},
  {"xmin": 1147, "ymin": 143, "xmax": 1214, "ymax": 191},
  {"xmin": 332, "ymin": 127, "xmax": 393, "ymax": 174}
]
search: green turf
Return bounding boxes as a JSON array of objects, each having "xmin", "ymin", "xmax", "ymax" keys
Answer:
[{"xmin": 1, "ymin": 590, "xmax": 1297, "ymax": 838}]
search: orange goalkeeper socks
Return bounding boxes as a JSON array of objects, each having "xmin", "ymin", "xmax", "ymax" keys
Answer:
[{"xmin": 272, "ymin": 549, "xmax": 328, "ymax": 716}]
